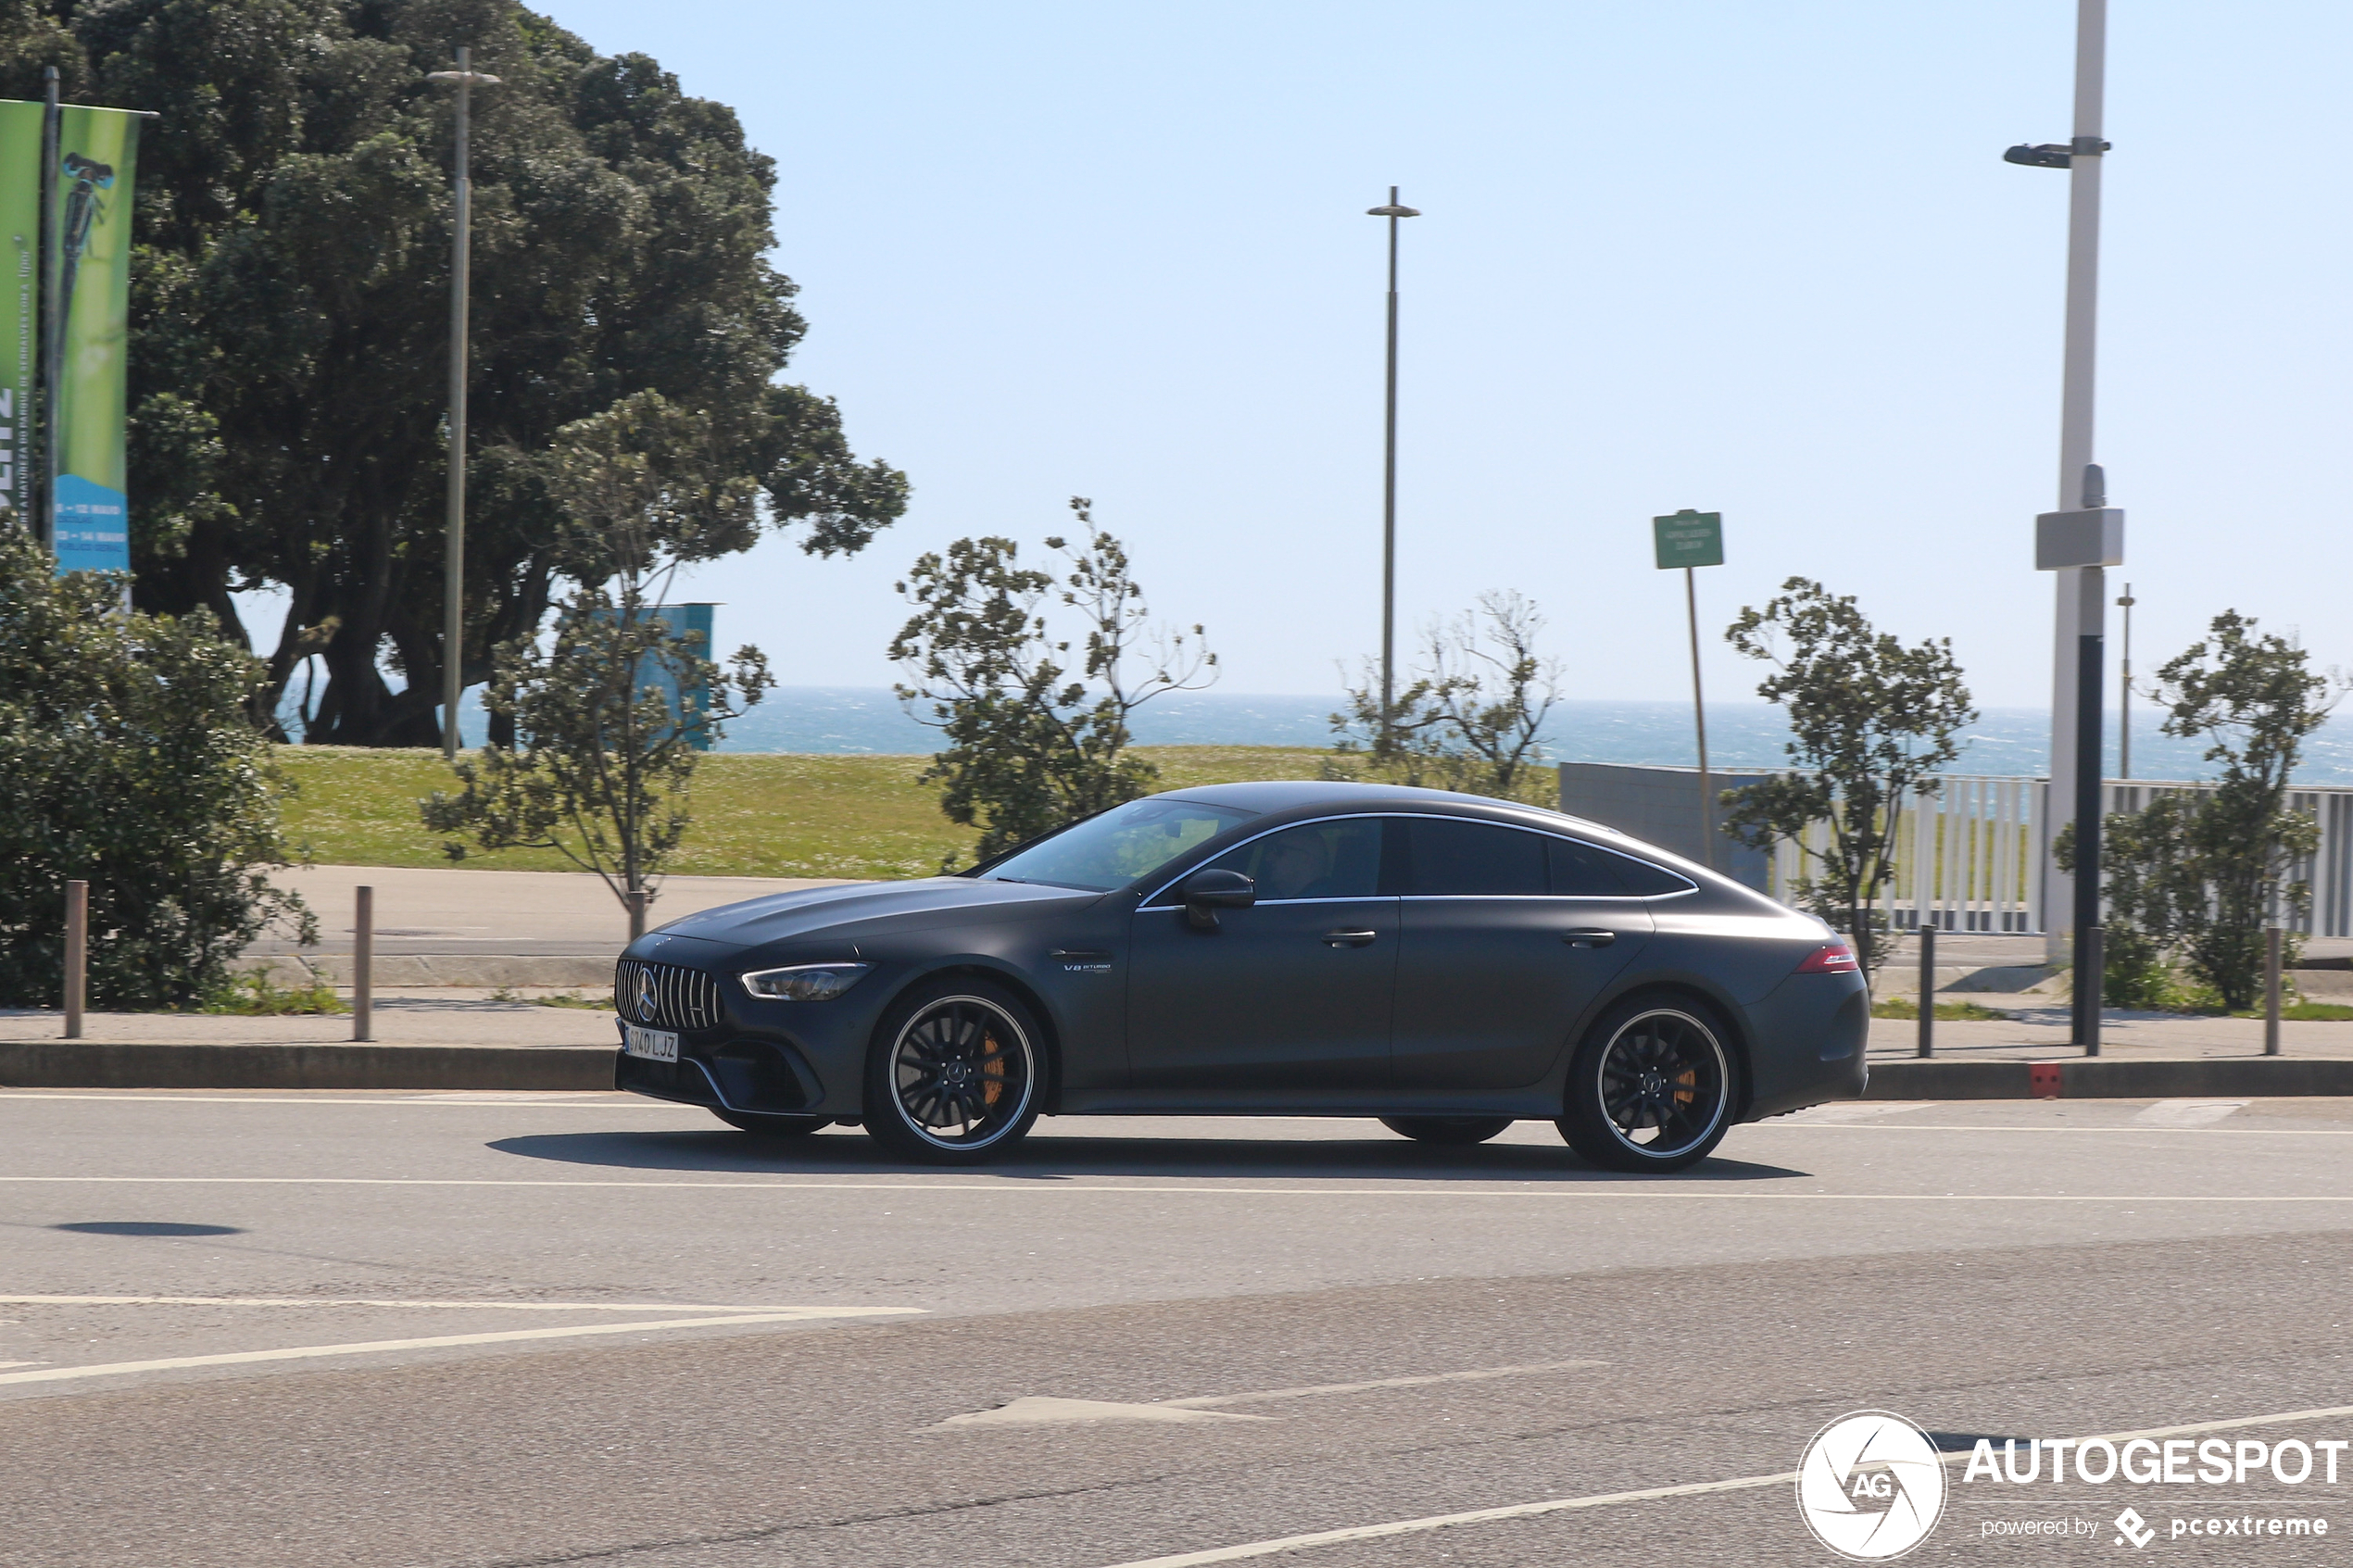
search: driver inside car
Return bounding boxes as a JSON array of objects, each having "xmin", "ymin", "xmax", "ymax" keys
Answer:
[{"xmin": 1255, "ymin": 831, "xmax": 1338, "ymax": 900}]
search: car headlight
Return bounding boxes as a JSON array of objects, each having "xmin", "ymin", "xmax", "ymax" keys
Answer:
[{"xmin": 738, "ymin": 962, "xmax": 872, "ymax": 1002}]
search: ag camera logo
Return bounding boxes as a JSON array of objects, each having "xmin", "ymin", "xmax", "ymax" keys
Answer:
[{"xmin": 1796, "ymin": 1411, "xmax": 1948, "ymax": 1560}]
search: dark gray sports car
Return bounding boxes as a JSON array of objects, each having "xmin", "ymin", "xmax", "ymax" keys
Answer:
[{"xmin": 612, "ymin": 781, "xmax": 1869, "ymax": 1170}]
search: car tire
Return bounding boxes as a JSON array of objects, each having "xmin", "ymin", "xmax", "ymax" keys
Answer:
[
  {"xmin": 1556, "ymin": 995, "xmax": 1738, "ymax": 1173},
  {"xmin": 862, "ymin": 975, "xmax": 1044, "ymax": 1165},
  {"xmin": 711, "ymin": 1109, "xmax": 833, "ymax": 1138},
  {"xmin": 1378, "ymin": 1115, "xmax": 1514, "ymax": 1146}
]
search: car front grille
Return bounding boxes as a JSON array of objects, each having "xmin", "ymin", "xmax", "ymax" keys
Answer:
[{"xmin": 613, "ymin": 960, "xmax": 724, "ymax": 1032}]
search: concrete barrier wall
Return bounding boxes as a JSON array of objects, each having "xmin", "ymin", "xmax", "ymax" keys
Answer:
[{"xmin": 1556, "ymin": 762, "xmax": 1776, "ymax": 890}]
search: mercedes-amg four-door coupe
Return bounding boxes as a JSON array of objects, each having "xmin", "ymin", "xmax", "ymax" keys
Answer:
[{"xmin": 611, "ymin": 780, "xmax": 1869, "ymax": 1171}]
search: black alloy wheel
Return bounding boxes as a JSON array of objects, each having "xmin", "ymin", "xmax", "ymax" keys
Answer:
[
  {"xmin": 862, "ymin": 978, "xmax": 1043, "ymax": 1164},
  {"xmin": 1557, "ymin": 997, "xmax": 1736, "ymax": 1173},
  {"xmin": 711, "ymin": 1110, "xmax": 834, "ymax": 1138},
  {"xmin": 1378, "ymin": 1115, "xmax": 1515, "ymax": 1146}
]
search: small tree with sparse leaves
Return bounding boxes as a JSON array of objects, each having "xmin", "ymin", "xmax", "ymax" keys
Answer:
[
  {"xmin": 2063, "ymin": 612, "xmax": 2340, "ymax": 1010},
  {"xmin": 891, "ymin": 498, "xmax": 1214, "ymax": 864},
  {"xmin": 1721, "ymin": 577, "xmax": 1977, "ymax": 978},
  {"xmin": 1329, "ymin": 591, "xmax": 1563, "ymax": 805},
  {"xmin": 422, "ymin": 394, "xmax": 776, "ymax": 917}
]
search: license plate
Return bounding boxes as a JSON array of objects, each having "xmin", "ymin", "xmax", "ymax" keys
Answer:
[{"xmin": 623, "ymin": 1025, "xmax": 679, "ymax": 1062}]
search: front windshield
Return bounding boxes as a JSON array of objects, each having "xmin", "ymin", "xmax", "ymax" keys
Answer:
[{"xmin": 982, "ymin": 797, "xmax": 1257, "ymax": 892}]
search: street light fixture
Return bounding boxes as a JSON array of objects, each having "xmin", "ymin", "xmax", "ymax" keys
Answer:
[
  {"xmin": 1366, "ymin": 188, "xmax": 1419, "ymax": 738},
  {"xmin": 426, "ymin": 46, "xmax": 502, "ymax": 760}
]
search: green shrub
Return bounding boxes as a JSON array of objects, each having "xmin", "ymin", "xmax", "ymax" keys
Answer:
[{"xmin": 0, "ymin": 532, "xmax": 310, "ymax": 1008}]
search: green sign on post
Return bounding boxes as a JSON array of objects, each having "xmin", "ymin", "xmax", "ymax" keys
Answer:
[
  {"xmin": 1653, "ymin": 508, "xmax": 1723, "ymax": 570},
  {"xmin": 1653, "ymin": 508, "xmax": 1724, "ymax": 870}
]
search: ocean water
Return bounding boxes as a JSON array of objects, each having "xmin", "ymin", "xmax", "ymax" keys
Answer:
[
  {"xmin": 712, "ymin": 687, "xmax": 2353, "ymax": 786},
  {"xmin": 406, "ymin": 684, "xmax": 2353, "ymax": 784}
]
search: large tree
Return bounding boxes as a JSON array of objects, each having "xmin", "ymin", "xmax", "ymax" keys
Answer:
[{"xmin": 0, "ymin": 0, "xmax": 904, "ymax": 744}]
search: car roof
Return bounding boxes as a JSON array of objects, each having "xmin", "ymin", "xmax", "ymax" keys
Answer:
[{"xmin": 1159, "ymin": 779, "xmax": 1621, "ymax": 837}]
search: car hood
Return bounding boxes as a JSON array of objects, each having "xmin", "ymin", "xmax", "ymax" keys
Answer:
[{"xmin": 648, "ymin": 876, "xmax": 1103, "ymax": 951}]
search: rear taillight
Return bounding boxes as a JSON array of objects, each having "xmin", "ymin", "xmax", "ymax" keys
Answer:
[{"xmin": 1794, "ymin": 941, "xmax": 1859, "ymax": 974}]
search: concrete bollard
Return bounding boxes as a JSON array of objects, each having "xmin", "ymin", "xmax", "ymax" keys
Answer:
[
  {"xmin": 1916, "ymin": 922, "xmax": 1935, "ymax": 1059},
  {"xmin": 354, "ymin": 885, "xmax": 374, "ymax": 1043},
  {"xmin": 63, "ymin": 879, "xmax": 86, "ymax": 1040},
  {"xmin": 2265, "ymin": 925, "xmax": 2283, "ymax": 1058}
]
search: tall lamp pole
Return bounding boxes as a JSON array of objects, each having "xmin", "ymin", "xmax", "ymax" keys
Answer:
[
  {"xmin": 2007, "ymin": 0, "xmax": 2114, "ymax": 975},
  {"xmin": 2116, "ymin": 583, "xmax": 2134, "ymax": 779},
  {"xmin": 1365, "ymin": 189, "xmax": 1419, "ymax": 736},
  {"xmin": 427, "ymin": 47, "xmax": 501, "ymax": 760}
]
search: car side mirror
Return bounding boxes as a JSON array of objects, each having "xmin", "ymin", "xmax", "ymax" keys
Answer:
[{"xmin": 1180, "ymin": 869, "xmax": 1256, "ymax": 932}]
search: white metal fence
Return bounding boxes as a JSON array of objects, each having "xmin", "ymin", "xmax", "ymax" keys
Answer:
[{"xmin": 1765, "ymin": 776, "xmax": 2353, "ymax": 938}]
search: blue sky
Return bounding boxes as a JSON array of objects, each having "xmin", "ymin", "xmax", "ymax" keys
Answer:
[{"xmin": 498, "ymin": 0, "xmax": 2353, "ymax": 709}]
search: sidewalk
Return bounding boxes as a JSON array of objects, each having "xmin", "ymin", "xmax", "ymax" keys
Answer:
[
  {"xmin": 1869, "ymin": 1008, "xmax": 2353, "ymax": 1063},
  {"xmin": 240, "ymin": 863, "xmax": 857, "ymax": 987},
  {"xmin": 0, "ymin": 990, "xmax": 616, "ymax": 1048},
  {"xmin": 254, "ymin": 863, "xmax": 854, "ymax": 957}
]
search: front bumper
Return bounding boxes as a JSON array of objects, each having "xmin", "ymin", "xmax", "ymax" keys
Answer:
[{"xmin": 615, "ymin": 1023, "xmax": 830, "ymax": 1115}]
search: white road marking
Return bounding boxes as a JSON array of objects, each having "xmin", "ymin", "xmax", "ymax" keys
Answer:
[
  {"xmin": 7, "ymin": 1174, "xmax": 2353, "ymax": 1201},
  {"xmin": 0, "ymin": 1305, "xmax": 922, "ymax": 1388},
  {"xmin": 1773, "ymin": 1101, "xmax": 1932, "ymax": 1123},
  {"xmin": 2133, "ymin": 1098, "xmax": 2251, "ymax": 1126},
  {"xmin": 0, "ymin": 1294, "xmax": 912, "ymax": 1313},
  {"xmin": 937, "ymin": 1360, "xmax": 1609, "ymax": 1429},
  {"xmin": 1089, "ymin": 1399, "xmax": 2353, "ymax": 1567},
  {"xmin": 0, "ymin": 1361, "xmax": 44, "ymax": 1369},
  {"xmin": 936, "ymin": 1398, "xmax": 1272, "ymax": 1429},
  {"xmin": 1164, "ymin": 1359, "xmax": 1607, "ymax": 1409}
]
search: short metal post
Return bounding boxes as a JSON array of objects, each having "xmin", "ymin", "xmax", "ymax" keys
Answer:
[
  {"xmin": 626, "ymin": 889, "xmax": 648, "ymax": 941},
  {"xmin": 2264, "ymin": 924, "xmax": 2283, "ymax": 1057},
  {"xmin": 2079, "ymin": 925, "xmax": 2102, "ymax": 1058},
  {"xmin": 63, "ymin": 879, "xmax": 86, "ymax": 1039},
  {"xmin": 1916, "ymin": 921, "xmax": 1936, "ymax": 1058},
  {"xmin": 353, "ymin": 885, "xmax": 374, "ymax": 1043}
]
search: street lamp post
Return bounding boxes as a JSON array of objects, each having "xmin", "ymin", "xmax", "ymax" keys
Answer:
[
  {"xmin": 1365, "ymin": 188, "xmax": 1419, "ymax": 737},
  {"xmin": 2006, "ymin": 0, "xmax": 2113, "ymax": 976},
  {"xmin": 427, "ymin": 47, "xmax": 501, "ymax": 760},
  {"xmin": 2116, "ymin": 583, "xmax": 2134, "ymax": 779}
]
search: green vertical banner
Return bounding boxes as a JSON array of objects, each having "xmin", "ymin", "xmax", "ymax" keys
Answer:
[
  {"xmin": 0, "ymin": 100, "xmax": 38, "ymax": 533},
  {"xmin": 50, "ymin": 105, "xmax": 138, "ymax": 576}
]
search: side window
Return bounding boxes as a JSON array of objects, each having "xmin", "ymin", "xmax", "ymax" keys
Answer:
[
  {"xmin": 1207, "ymin": 819, "xmax": 1383, "ymax": 900},
  {"xmin": 1611, "ymin": 855, "xmax": 1697, "ymax": 896},
  {"xmin": 1545, "ymin": 837, "xmax": 1629, "ymax": 896},
  {"xmin": 1405, "ymin": 818, "xmax": 1548, "ymax": 896}
]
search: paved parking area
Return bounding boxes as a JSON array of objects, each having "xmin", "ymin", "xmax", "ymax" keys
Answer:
[{"xmin": 7, "ymin": 1093, "xmax": 2353, "ymax": 1565}]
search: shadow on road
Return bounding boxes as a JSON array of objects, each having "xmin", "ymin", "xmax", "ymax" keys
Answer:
[{"xmin": 485, "ymin": 1127, "xmax": 1808, "ymax": 1184}]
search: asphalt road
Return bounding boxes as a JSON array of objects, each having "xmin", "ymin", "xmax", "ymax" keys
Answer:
[{"xmin": 6, "ymin": 1091, "xmax": 2353, "ymax": 1566}]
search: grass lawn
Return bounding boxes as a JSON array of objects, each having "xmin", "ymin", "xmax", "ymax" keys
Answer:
[{"xmin": 273, "ymin": 745, "xmax": 1337, "ymax": 881}]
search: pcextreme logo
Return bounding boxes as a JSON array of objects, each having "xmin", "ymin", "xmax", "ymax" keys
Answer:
[{"xmin": 1796, "ymin": 1411, "xmax": 1950, "ymax": 1561}]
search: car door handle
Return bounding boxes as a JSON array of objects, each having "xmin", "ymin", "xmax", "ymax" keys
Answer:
[
  {"xmin": 1561, "ymin": 929, "xmax": 1617, "ymax": 947},
  {"xmin": 1321, "ymin": 929, "xmax": 1379, "ymax": 947}
]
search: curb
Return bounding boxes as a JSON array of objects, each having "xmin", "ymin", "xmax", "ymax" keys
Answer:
[
  {"xmin": 1866, "ymin": 1056, "xmax": 2353, "ymax": 1099},
  {"xmin": 0, "ymin": 1041, "xmax": 616, "ymax": 1092},
  {"xmin": 9, "ymin": 1041, "xmax": 2352, "ymax": 1101}
]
